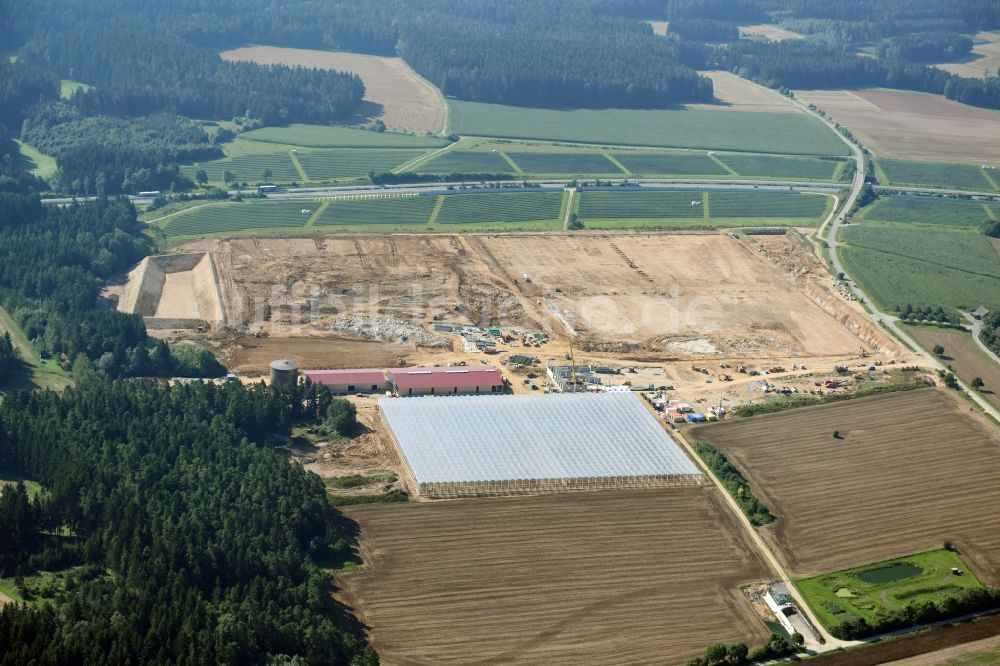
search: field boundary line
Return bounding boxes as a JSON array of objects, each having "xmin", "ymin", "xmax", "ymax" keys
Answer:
[
  {"xmin": 603, "ymin": 153, "xmax": 631, "ymax": 175},
  {"xmin": 671, "ymin": 426, "xmax": 843, "ymax": 649},
  {"xmin": 304, "ymin": 201, "xmax": 330, "ymax": 228},
  {"xmin": 498, "ymin": 151, "xmax": 523, "ymax": 175},
  {"xmin": 831, "ymin": 160, "xmax": 847, "ymax": 181},
  {"xmin": 394, "ymin": 142, "xmax": 457, "ymax": 174},
  {"xmin": 709, "ymin": 154, "xmax": 739, "ymax": 176},
  {"xmin": 561, "ymin": 188, "xmax": 575, "ymax": 231},
  {"xmin": 981, "ymin": 168, "xmax": 1000, "ymax": 192},
  {"xmin": 701, "ymin": 192, "xmax": 710, "ymax": 219},
  {"xmin": 984, "ymin": 203, "xmax": 998, "ymax": 221},
  {"xmin": 144, "ymin": 202, "xmax": 222, "ymax": 226},
  {"xmin": 289, "ymin": 151, "xmax": 309, "ymax": 182},
  {"xmin": 427, "ymin": 195, "xmax": 445, "ymax": 225}
]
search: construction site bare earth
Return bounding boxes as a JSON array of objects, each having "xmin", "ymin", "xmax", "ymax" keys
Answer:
[{"xmin": 147, "ymin": 232, "xmax": 894, "ymax": 363}]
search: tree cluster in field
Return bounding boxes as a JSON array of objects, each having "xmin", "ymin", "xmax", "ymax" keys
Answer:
[
  {"xmin": 877, "ymin": 31, "xmax": 974, "ymax": 63},
  {"xmin": 21, "ymin": 104, "xmax": 222, "ymax": 195},
  {"xmin": 982, "ymin": 220, "xmax": 1000, "ymax": 239},
  {"xmin": 830, "ymin": 586, "xmax": 1000, "ymax": 640},
  {"xmin": 0, "ymin": 376, "xmax": 377, "ymax": 665},
  {"xmin": 981, "ymin": 311, "xmax": 1000, "ymax": 358},
  {"xmin": 694, "ymin": 443, "xmax": 774, "ymax": 526},
  {"xmin": 685, "ymin": 633, "xmax": 801, "ymax": 666},
  {"xmin": 0, "ymin": 333, "xmax": 19, "ymax": 380},
  {"xmin": 896, "ymin": 304, "xmax": 962, "ymax": 325},
  {"xmin": 0, "ymin": 166, "xmax": 223, "ymax": 378}
]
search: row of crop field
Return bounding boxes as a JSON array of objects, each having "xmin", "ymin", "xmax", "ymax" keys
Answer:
[
  {"xmin": 447, "ymin": 99, "xmax": 850, "ymax": 155},
  {"xmin": 860, "ymin": 195, "xmax": 1000, "ymax": 228},
  {"xmin": 159, "ymin": 188, "xmax": 838, "ymax": 239},
  {"xmin": 162, "ymin": 200, "xmax": 317, "ymax": 238},
  {"xmin": 841, "ymin": 222, "xmax": 1000, "ymax": 315},
  {"xmin": 577, "ymin": 190, "xmax": 830, "ymax": 222},
  {"xmin": 875, "ymin": 158, "xmax": 1000, "ymax": 191},
  {"xmin": 416, "ymin": 149, "xmax": 844, "ymax": 180},
  {"xmin": 181, "ymin": 153, "xmax": 300, "ymax": 184},
  {"xmin": 239, "ymin": 124, "xmax": 448, "ymax": 149},
  {"xmin": 315, "ymin": 196, "xmax": 438, "ymax": 226},
  {"xmin": 296, "ymin": 150, "xmax": 425, "ymax": 180},
  {"xmin": 435, "ymin": 191, "xmax": 565, "ymax": 224},
  {"xmin": 182, "ymin": 149, "xmax": 426, "ymax": 185}
]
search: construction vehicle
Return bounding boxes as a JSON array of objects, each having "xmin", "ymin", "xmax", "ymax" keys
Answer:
[{"xmin": 768, "ymin": 366, "xmax": 786, "ymax": 374}]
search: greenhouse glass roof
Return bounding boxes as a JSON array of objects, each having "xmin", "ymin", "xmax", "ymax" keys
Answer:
[{"xmin": 380, "ymin": 393, "xmax": 701, "ymax": 484}]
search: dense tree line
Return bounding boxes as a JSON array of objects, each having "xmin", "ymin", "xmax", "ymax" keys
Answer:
[
  {"xmin": 694, "ymin": 443, "xmax": 774, "ymax": 526},
  {"xmin": 17, "ymin": 21, "xmax": 364, "ymax": 126},
  {"xmin": 0, "ymin": 164, "xmax": 222, "ymax": 377},
  {"xmin": 830, "ymin": 586, "xmax": 1000, "ymax": 640},
  {"xmin": 0, "ymin": 376, "xmax": 376, "ymax": 665},
  {"xmin": 686, "ymin": 633, "xmax": 801, "ymax": 666},
  {"xmin": 22, "ymin": 103, "xmax": 222, "ymax": 194},
  {"xmin": 0, "ymin": 333, "xmax": 19, "ymax": 381},
  {"xmin": 715, "ymin": 40, "xmax": 1000, "ymax": 110},
  {"xmin": 982, "ymin": 311, "xmax": 1000, "ymax": 359},
  {"xmin": 877, "ymin": 31, "xmax": 974, "ymax": 63},
  {"xmin": 0, "ymin": 57, "xmax": 57, "ymax": 131}
]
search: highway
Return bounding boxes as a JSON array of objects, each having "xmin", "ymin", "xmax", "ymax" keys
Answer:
[{"xmin": 39, "ymin": 176, "xmax": 847, "ymax": 208}]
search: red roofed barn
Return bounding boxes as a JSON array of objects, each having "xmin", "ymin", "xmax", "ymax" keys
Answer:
[
  {"xmin": 304, "ymin": 369, "xmax": 387, "ymax": 394},
  {"xmin": 388, "ymin": 366, "xmax": 505, "ymax": 396}
]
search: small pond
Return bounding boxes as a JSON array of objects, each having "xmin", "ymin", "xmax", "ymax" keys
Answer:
[{"xmin": 857, "ymin": 562, "xmax": 923, "ymax": 585}]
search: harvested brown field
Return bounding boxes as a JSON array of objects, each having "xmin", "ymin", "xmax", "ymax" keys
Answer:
[
  {"xmin": 647, "ymin": 20, "xmax": 668, "ymax": 36},
  {"xmin": 694, "ymin": 388, "xmax": 1000, "ymax": 583},
  {"xmin": 692, "ymin": 71, "xmax": 802, "ymax": 114},
  {"xmin": 793, "ymin": 89, "xmax": 1000, "ymax": 163},
  {"xmin": 906, "ymin": 325, "xmax": 1000, "ymax": 411},
  {"xmin": 934, "ymin": 31, "xmax": 1000, "ymax": 80},
  {"xmin": 220, "ymin": 336, "xmax": 419, "ymax": 374},
  {"xmin": 177, "ymin": 232, "xmax": 883, "ymax": 360},
  {"xmin": 220, "ymin": 46, "xmax": 446, "ymax": 134},
  {"xmin": 338, "ymin": 487, "xmax": 772, "ymax": 665},
  {"xmin": 739, "ymin": 24, "xmax": 805, "ymax": 41}
]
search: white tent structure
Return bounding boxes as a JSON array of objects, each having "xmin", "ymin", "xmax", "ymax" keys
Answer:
[{"xmin": 380, "ymin": 392, "xmax": 702, "ymax": 497}]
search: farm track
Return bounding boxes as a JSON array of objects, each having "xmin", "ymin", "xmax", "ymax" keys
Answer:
[{"xmin": 338, "ymin": 487, "xmax": 772, "ymax": 665}]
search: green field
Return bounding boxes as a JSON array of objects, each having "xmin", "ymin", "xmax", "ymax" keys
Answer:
[
  {"xmin": 296, "ymin": 149, "xmax": 425, "ymax": 180},
  {"xmin": 577, "ymin": 189, "xmax": 830, "ymax": 228},
  {"xmin": 14, "ymin": 140, "xmax": 57, "ymax": 180},
  {"xmin": 448, "ymin": 100, "xmax": 849, "ymax": 156},
  {"xmin": 716, "ymin": 154, "xmax": 842, "ymax": 180},
  {"xmin": 0, "ymin": 304, "xmax": 71, "ymax": 392},
  {"xmin": 506, "ymin": 152, "xmax": 624, "ymax": 175},
  {"xmin": 860, "ymin": 196, "xmax": 1000, "ymax": 228},
  {"xmin": 612, "ymin": 152, "xmax": 728, "ymax": 176},
  {"xmin": 59, "ymin": 79, "xmax": 93, "ymax": 99},
  {"xmin": 240, "ymin": 124, "xmax": 446, "ymax": 149},
  {"xmin": 415, "ymin": 150, "xmax": 514, "ymax": 174},
  {"xmin": 841, "ymin": 221, "xmax": 1000, "ymax": 314},
  {"xmin": 796, "ymin": 549, "xmax": 986, "ymax": 632},
  {"xmin": 876, "ymin": 159, "xmax": 999, "ymax": 191},
  {"xmin": 435, "ymin": 191, "xmax": 565, "ymax": 225},
  {"xmin": 315, "ymin": 196, "xmax": 437, "ymax": 226},
  {"xmin": 162, "ymin": 200, "xmax": 318, "ymax": 238},
  {"xmin": 181, "ymin": 153, "xmax": 299, "ymax": 184}
]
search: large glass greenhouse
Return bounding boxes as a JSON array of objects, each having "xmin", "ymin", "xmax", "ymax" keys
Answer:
[{"xmin": 379, "ymin": 392, "xmax": 703, "ymax": 497}]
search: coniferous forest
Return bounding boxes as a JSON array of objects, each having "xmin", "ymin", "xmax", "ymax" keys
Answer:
[{"xmin": 0, "ymin": 377, "xmax": 376, "ymax": 665}]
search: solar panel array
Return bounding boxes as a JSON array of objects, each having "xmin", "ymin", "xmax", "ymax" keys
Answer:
[{"xmin": 380, "ymin": 393, "xmax": 702, "ymax": 494}]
